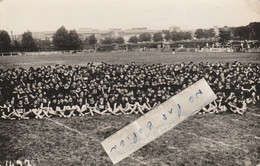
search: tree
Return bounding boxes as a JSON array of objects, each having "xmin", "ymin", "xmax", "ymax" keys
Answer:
[
  {"xmin": 153, "ymin": 32, "xmax": 163, "ymax": 42},
  {"xmin": 248, "ymin": 22, "xmax": 260, "ymax": 40},
  {"xmin": 128, "ymin": 36, "xmax": 139, "ymax": 43},
  {"xmin": 68, "ymin": 30, "xmax": 82, "ymax": 50},
  {"xmin": 100, "ymin": 37, "xmax": 113, "ymax": 44},
  {"xmin": 85, "ymin": 34, "xmax": 97, "ymax": 46},
  {"xmin": 171, "ymin": 31, "xmax": 182, "ymax": 41},
  {"xmin": 205, "ymin": 28, "xmax": 216, "ymax": 38},
  {"xmin": 139, "ymin": 33, "xmax": 151, "ymax": 42},
  {"xmin": 0, "ymin": 30, "xmax": 11, "ymax": 52},
  {"xmin": 52, "ymin": 26, "xmax": 69, "ymax": 50},
  {"xmin": 113, "ymin": 37, "xmax": 125, "ymax": 44},
  {"xmin": 231, "ymin": 22, "xmax": 260, "ymax": 40},
  {"xmin": 194, "ymin": 28, "xmax": 215, "ymax": 39},
  {"xmin": 11, "ymin": 40, "xmax": 21, "ymax": 51},
  {"xmin": 181, "ymin": 31, "xmax": 192, "ymax": 40},
  {"xmin": 219, "ymin": 29, "xmax": 231, "ymax": 45},
  {"xmin": 194, "ymin": 29, "xmax": 205, "ymax": 39},
  {"xmin": 171, "ymin": 31, "xmax": 192, "ymax": 41},
  {"xmin": 36, "ymin": 39, "xmax": 52, "ymax": 51},
  {"xmin": 21, "ymin": 31, "xmax": 37, "ymax": 51},
  {"xmin": 162, "ymin": 30, "xmax": 171, "ymax": 41},
  {"xmin": 233, "ymin": 26, "xmax": 249, "ymax": 40},
  {"xmin": 53, "ymin": 26, "xmax": 82, "ymax": 50}
]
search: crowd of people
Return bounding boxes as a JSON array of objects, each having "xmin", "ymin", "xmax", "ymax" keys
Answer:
[{"xmin": 0, "ymin": 61, "xmax": 259, "ymax": 120}]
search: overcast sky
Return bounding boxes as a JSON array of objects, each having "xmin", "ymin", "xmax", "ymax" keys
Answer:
[{"xmin": 0, "ymin": 0, "xmax": 260, "ymax": 34}]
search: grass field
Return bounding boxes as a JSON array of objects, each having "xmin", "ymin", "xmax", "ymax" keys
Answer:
[
  {"xmin": 0, "ymin": 105, "xmax": 259, "ymax": 166},
  {"xmin": 0, "ymin": 52, "xmax": 259, "ymax": 70},
  {"xmin": 0, "ymin": 52, "xmax": 260, "ymax": 166}
]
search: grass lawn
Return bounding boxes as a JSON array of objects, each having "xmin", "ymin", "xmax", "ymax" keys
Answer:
[
  {"xmin": 0, "ymin": 105, "xmax": 259, "ymax": 166},
  {"xmin": 0, "ymin": 52, "xmax": 259, "ymax": 70},
  {"xmin": 0, "ymin": 52, "xmax": 259, "ymax": 166}
]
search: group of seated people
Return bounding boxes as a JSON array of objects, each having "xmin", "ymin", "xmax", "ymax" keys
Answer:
[{"xmin": 0, "ymin": 61, "xmax": 259, "ymax": 120}]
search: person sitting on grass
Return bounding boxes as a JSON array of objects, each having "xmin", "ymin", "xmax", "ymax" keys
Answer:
[
  {"xmin": 121, "ymin": 96, "xmax": 134, "ymax": 115},
  {"xmin": 241, "ymin": 80, "xmax": 254, "ymax": 104},
  {"xmin": 251, "ymin": 91, "xmax": 257, "ymax": 105},
  {"xmin": 83, "ymin": 98, "xmax": 91, "ymax": 116},
  {"xmin": 201, "ymin": 101, "xmax": 218, "ymax": 114},
  {"xmin": 125, "ymin": 96, "xmax": 138, "ymax": 115},
  {"xmin": 256, "ymin": 77, "xmax": 260, "ymax": 102},
  {"xmin": 64, "ymin": 98, "xmax": 76, "ymax": 118},
  {"xmin": 87, "ymin": 96, "xmax": 96, "ymax": 116},
  {"xmin": 95, "ymin": 97, "xmax": 108, "ymax": 115},
  {"xmin": 0, "ymin": 61, "xmax": 260, "ymax": 119},
  {"xmin": 113, "ymin": 93, "xmax": 126, "ymax": 115},
  {"xmin": 237, "ymin": 96, "xmax": 248, "ymax": 114},
  {"xmin": 228, "ymin": 97, "xmax": 242, "ymax": 115},
  {"xmin": 23, "ymin": 96, "xmax": 30, "ymax": 113},
  {"xmin": 30, "ymin": 99, "xmax": 43, "ymax": 119},
  {"xmin": 225, "ymin": 92, "xmax": 236, "ymax": 103},
  {"xmin": 135, "ymin": 96, "xmax": 149, "ymax": 115},
  {"xmin": 75, "ymin": 98, "xmax": 87, "ymax": 116},
  {"xmin": 40, "ymin": 98, "xmax": 51, "ymax": 118},
  {"xmin": 49, "ymin": 98, "xmax": 58, "ymax": 117},
  {"xmin": 1, "ymin": 100, "xmax": 16, "ymax": 120},
  {"xmin": 106, "ymin": 96, "xmax": 118, "ymax": 115},
  {"xmin": 213, "ymin": 93, "xmax": 227, "ymax": 113},
  {"xmin": 147, "ymin": 94, "xmax": 159, "ymax": 110},
  {"xmin": 117, "ymin": 96, "xmax": 128, "ymax": 115},
  {"xmin": 56, "ymin": 99, "xmax": 66, "ymax": 118},
  {"xmin": 13, "ymin": 99, "xmax": 29, "ymax": 120}
]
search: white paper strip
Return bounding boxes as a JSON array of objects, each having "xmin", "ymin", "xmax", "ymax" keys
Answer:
[{"xmin": 101, "ymin": 78, "xmax": 217, "ymax": 164}]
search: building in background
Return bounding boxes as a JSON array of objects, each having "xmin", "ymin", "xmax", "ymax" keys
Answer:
[
  {"xmin": 29, "ymin": 27, "xmax": 159, "ymax": 42},
  {"xmin": 169, "ymin": 26, "xmax": 181, "ymax": 32}
]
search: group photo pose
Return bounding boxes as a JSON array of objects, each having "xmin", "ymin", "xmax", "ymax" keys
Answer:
[{"xmin": 0, "ymin": 61, "xmax": 259, "ymax": 120}]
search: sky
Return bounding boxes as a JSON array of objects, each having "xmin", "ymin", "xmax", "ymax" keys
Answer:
[{"xmin": 0, "ymin": 0, "xmax": 260, "ymax": 34}]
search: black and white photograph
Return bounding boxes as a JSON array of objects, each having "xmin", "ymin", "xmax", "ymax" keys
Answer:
[{"xmin": 0, "ymin": 0, "xmax": 260, "ymax": 165}]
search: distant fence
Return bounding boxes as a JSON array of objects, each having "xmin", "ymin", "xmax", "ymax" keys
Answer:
[
  {"xmin": 245, "ymin": 48, "xmax": 260, "ymax": 53},
  {"xmin": 199, "ymin": 47, "xmax": 260, "ymax": 53},
  {"xmin": 177, "ymin": 48, "xmax": 198, "ymax": 52},
  {"xmin": 199, "ymin": 48, "xmax": 234, "ymax": 52},
  {"xmin": 0, "ymin": 50, "xmax": 84, "ymax": 56},
  {"xmin": 0, "ymin": 52, "xmax": 19, "ymax": 56}
]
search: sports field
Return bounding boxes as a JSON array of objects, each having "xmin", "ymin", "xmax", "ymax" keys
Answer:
[
  {"xmin": 0, "ymin": 52, "xmax": 259, "ymax": 69},
  {"xmin": 0, "ymin": 52, "xmax": 260, "ymax": 166}
]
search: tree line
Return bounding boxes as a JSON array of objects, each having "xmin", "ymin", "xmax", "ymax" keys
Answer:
[
  {"xmin": 0, "ymin": 22, "xmax": 259, "ymax": 52},
  {"xmin": 0, "ymin": 27, "xmax": 193, "ymax": 52},
  {"xmin": 0, "ymin": 31, "xmax": 38, "ymax": 52},
  {"xmin": 218, "ymin": 22, "xmax": 260, "ymax": 44}
]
